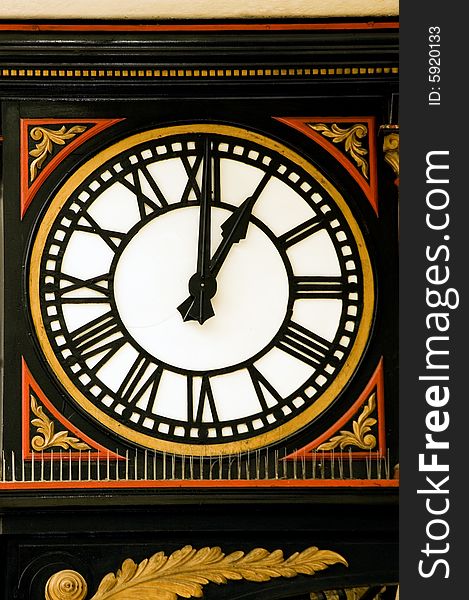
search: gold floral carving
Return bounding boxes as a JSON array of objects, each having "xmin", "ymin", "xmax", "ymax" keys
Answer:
[
  {"xmin": 309, "ymin": 123, "xmax": 369, "ymax": 178},
  {"xmin": 311, "ymin": 587, "xmax": 386, "ymax": 600},
  {"xmin": 45, "ymin": 570, "xmax": 88, "ymax": 600},
  {"xmin": 383, "ymin": 132, "xmax": 400, "ymax": 178},
  {"xmin": 29, "ymin": 124, "xmax": 87, "ymax": 182},
  {"xmin": 45, "ymin": 545, "xmax": 347, "ymax": 600},
  {"xmin": 311, "ymin": 587, "xmax": 370, "ymax": 600},
  {"xmin": 317, "ymin": 393, "xmax": 377, "ymax": 451},
  {"xmin": 345, "ymin": 590, "xmax": 371, "ymax": 600},
  {"xmin": 31, "ymin": 395, "xmax": 91, "ymax": 452}
]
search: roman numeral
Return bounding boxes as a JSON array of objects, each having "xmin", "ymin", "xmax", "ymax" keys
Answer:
[
  {"xmin": 188, "ymin": 375, "xmax": 219, "ymax": 424},
  {"xmin": 276, "ymin": 321, "xmax": 332, "ymax": 368},
  {"xmin": 278, "ymin": 217, "xmax": 324, "ymax": 249},
  {"xmin": 53, "ymin": 274, "xmax": 111, "ymax": 304},
  {"xmin": 211, "ymin": 148, "xmax": 221, "ymax": 204},
  {"xmin": 181, "ymin": 153, "xmax": 203, "ymax": 203},
  {"xmin": 293, "ymin": 276, "xmax": 348, "ymax": 299},
  {"xmin": 69, "ymin": 310, "xmax": 125, "ymax": 364},
  {"xmin": 118, "ymin": 355, "xmax": 163, "ymax": 409},
  {"xmin": 117, "ymin": 163, "xmax": 168, "ymax": 217},
  {"xmin": 75, "ymin": 213, "xmax": 125, "ymax": 251},
  {"xmin": 248, "ymin": 365, "xmax": 283, "ymax": 411}
]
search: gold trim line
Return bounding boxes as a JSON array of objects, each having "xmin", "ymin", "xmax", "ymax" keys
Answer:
[{"xmin": 3, "ymin": 66, "xmax": 399, "ymax": 80}]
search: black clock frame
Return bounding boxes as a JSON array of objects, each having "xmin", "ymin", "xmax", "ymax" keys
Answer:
[{"xmin": 31, "ymin": 126, "xmax": 369, "ymax": 453}]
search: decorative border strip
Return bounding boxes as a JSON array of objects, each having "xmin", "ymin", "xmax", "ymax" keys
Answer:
[
  {"xmin": 0, "ymin": 22, "xmax": 399, "ymax": 32},
  {"xmin": 1, "ymin": 66, "xmax": 399, "ymax": 79},
  {"xmin": 0, "ymin": 479, "xmax": 399, "ymax": 490}
]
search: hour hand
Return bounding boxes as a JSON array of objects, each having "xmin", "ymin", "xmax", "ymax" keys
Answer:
[
  {"xmin": 178, "ymin": 195, "xmax": 255, "ymax": 323},
  {"xmin": 219, "ymin": 196, "xmax": 255, "ymax": 243},
  {"xmin": 209, "ymin": 170, "xmax": 272, "ymax": 278}
]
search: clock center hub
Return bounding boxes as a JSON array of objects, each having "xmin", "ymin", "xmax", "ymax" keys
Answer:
[
  {"xmin": 188, "ymin": 272, "xmax": 217, "ymax": 298},
  {"xmin": 112, "ymin": 206, "xmax": 289, "ymax": 372}
]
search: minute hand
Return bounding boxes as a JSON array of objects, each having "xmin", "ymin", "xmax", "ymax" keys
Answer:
[
  {"xmin": 177, "ymin": 138, "xmax": 215, "ymax": 324},
  {"xmin": 209, "ymin": 170, "xmax": 272, "ymax": 277}
]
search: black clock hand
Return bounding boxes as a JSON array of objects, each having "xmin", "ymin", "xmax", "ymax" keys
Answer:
[
  {"xmin": 209, "ymin": 169, "xmax": 272, "ymax": 278},
  {"xmin": 196, "ymin": 138, "xmax": 212, "ymax": 280},
  {"xmin": 178, "ymin": 167, "xmax": 272, "ymax": 324},
  {"xmin": 178, "ymin": 138, "xmax": 216, "ymax": 324}
]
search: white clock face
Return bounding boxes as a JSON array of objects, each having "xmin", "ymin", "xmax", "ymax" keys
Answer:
[
  {"xmin": 29, "ymin": 124, "xmax": 374, "ymax": 455},
  {"xmin": 112, "ymin": 205, "xmax": 289, "ymax": 372}
]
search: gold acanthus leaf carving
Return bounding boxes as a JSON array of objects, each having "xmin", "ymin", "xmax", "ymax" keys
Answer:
[
  {"xmin": 383, "ymin": 132, "xmax": 399, "ymax": 178},
  {"xmin": 31, "ymin": 395, "xmax": 91, "ymax": 452},
  {"xmin": 309, "ymin": 123, "xmax": 369, "ymax": 179},
  {"xmin": 311, "ymin": 587, "xmax": 371, "ymax": 600},
  {"xmin": 89, "ymin": 545, "xmax": 348, "ymax": 600},
  {"xmin": 29, "ymin": 124, "xmax": 87, "ymax": 182},
  {"xmin": 317, "ymin": 393, "xmax": 377, "ymax": 451}
]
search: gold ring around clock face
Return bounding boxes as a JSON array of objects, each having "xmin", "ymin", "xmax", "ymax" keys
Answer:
[{"xmin": 29, "ymin": 124, "xmax": 374, "ymax": 455}]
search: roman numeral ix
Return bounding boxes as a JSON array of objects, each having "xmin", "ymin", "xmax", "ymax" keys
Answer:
[
  {"xmin": 75, "ymin": 213, "xmax": 125, "ymax": 251},
  {"xmin": 52, "ymin": 274, "xmax": 111, "ymax": 304}
]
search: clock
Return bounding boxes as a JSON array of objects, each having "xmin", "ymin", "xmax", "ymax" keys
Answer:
[
  {"xmin": 1, "ymin": 24, "xmax": 400, "ymax": 600},
  {"xmin": 28, "ymin": 123, "xmax": 374, "ymax": 455}
]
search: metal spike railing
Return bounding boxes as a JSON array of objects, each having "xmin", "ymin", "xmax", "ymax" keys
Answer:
[{"xmin": 0, "ymin": 448, "xmax": 396, "ymax": 485}]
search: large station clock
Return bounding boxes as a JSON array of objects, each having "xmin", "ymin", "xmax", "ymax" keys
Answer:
[
  {"xmin": 0, "ymin": 22, "xmax": 399, "ymax": 600},
  {"xmin": 29, "ymin": 123, "xmax": 374, "ymax": 455}
]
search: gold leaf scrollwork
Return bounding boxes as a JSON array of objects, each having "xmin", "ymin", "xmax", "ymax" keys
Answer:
[
  {"xmin": 383, "ymin": 132, "xmax": 400, "ymax": 178},
  {"xmin": 317, "ymin": 393, "xmax": 377, "ymax": 451},
  {"xmin": 310, "ymin": 591, "xmax": 341, "ymax": 600},
  {"xmin": 344, "ymin": 589, "xmax": 371, "ymax": 600},
  {"xmin": 31, "ymin": 395, "xmax": 91, "ymax": 452},
  {"xmin": 309, "ymin": 123, "xmax": 369, "ymax": 179},
  {"xmin": 311, "ymin": 588, "xmax": 370, "ymax": 600},
  {"xmin": 63, "ymin": 545, "xmax": 346, "ymax": 600},
  {"xmin": 310, "ymin": 586, "xmax": 387, "ymax": 600},
  {"xmin": 45, "ymin": 570, "xmax": 88, "ymax": 600},
  {"xmin": 29, "ymin": 124, "xmax": 87, "ymax": 182}
]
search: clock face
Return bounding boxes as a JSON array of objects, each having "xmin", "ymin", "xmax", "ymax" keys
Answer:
[{"xmin": 29, "ymin": 124, "xmax": 374, "ymax": 455}]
